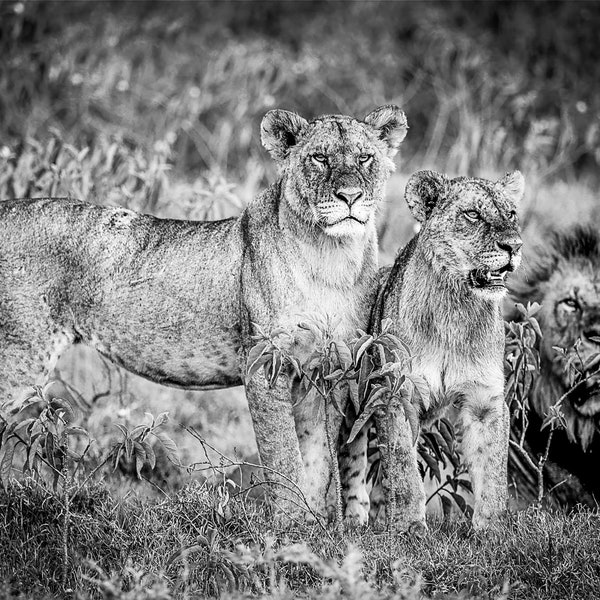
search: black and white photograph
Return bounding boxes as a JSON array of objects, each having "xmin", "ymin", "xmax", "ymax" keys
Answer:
[{"xmin": 1, "ymin": 1, "xmax": 599, "ymax": 598}]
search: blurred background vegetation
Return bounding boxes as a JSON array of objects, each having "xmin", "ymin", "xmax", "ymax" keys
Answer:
[{"xmin": 0, "ymin": 0, "xmax": 599, "ymax": 492}]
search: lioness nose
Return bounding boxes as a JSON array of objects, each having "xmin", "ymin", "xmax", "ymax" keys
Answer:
[
  {"xmin": 335, "ymin": 187, "xmax": 363, "ymax": 206},
  {"xmin": 496, "ymin": 239, "xmax": 523, "ymax": 254}
]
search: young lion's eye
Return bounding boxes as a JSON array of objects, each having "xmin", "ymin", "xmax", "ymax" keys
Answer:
[
  {"xmin": 358, "ymin": 154, "xmax": 373, "ymax": 165},
  {"xmin": 464, "ymin": 210, "xmax": 480, "ymax": 221},
  {"xmin": 312, "ymin": 153, "xmax": 328, "ymax": 165}
]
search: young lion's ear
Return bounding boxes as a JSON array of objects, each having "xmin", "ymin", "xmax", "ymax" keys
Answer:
[
  {"xmin": 261, "ymin": 109, "xmax": 308, "ymax": 161},
  {"xmin": 404, "ymin": 170, "xmax": 448, "ymax": 223},
  {"xmin": 496, "ymin": 171, "xmax": 525, "ymax": 205},
  {"xmin": 364, "ymin": 105, "xmax": 408, "ymax": 157}
]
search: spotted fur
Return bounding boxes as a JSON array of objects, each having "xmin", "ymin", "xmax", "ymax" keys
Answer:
[
  {"xmin": 0, "ymin": 106, "xmax": 407, "ymax": 521},
  {"xmin": 342, "ymin": 170, "xmax": 524, "ymax": 530}
]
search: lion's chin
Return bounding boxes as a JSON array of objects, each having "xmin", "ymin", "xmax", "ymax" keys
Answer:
[{"xmin": 323, "ymin": 217, "xmax": 368, "ymax": 238}]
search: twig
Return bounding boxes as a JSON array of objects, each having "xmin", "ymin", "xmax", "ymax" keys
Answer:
[{"xmin": 181, "ymin": 424, "xmax": 335, "ymax": 543}]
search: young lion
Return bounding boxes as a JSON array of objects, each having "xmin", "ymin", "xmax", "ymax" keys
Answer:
[
  {"xmin": 0, "ymin": 106, "xmax": 407, "ymax": 519},
  {"xmin": 342, "ymin": 170, "xmax": 524, "ymax": 530}
]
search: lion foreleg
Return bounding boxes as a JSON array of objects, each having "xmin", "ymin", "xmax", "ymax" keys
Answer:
[
  {"xmin": 459, "ymin": 391, "xmax": 509, "ymax": 529},
  {"xmin": 339, "ymin": 421, "xmax": 371, "ymax": 526},
  {"xmin": 245, "ymin": 372, "xmax": 308, "ymax": 522},
  {"xmin": 293, "ymin": 388, "xmax": 344, "ymax": 521},
  {"xmin": 374, "ymin": 408, "xmax": 426, "ymax": 532}
]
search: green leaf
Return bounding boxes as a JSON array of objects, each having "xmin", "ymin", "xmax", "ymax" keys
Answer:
[
  {"xmin": 49, "ymin": 397, "xmax": 75, "ymax": 423},
  {"xmin": 155, "ymin": 432, "xmax": 181, "ymax": 466},
  {"xmin": 421, "ymin": 451, "xmax": 440, "ymax": 481},
  {"xmin": 437, "ymin": 418, "xmax": 455, "ymax": 450},
  {"xmin": 0, "ymin": 438, "xmax": 17, "ymax": 488},
  {"xmin": 27, "ymin": 435, "xmax": 43, "ymax": 473},
  {"xmin": 407, "ymin": 373, "xmax": 431, "ymax": 411},
  {"xmin": 268, "ymin": 352, "xmax": 282, "ymax": 386},
  {"xmin": 125, "ymin": 435, "xmax": 134, "ymax": 461},
  {"xmin": 364, "ymin": 385, "xmax": 389, "ymax": 409},
  {"xmin": 246, "ymin": 353, "xmax": 272, "ymax": 382},
  {"xmin": 154, "ymin": 412, "xmax": 169, "ymax": 429},
  {"xmin": 333, "ymin": 341, "xmax": 352, "ymax": 369},
  {"xmin": 246, "ymin": 341, "xmax": 270, "ymax": 379},
  {"xmin": 348, "ymin": 380, "xmax": 360, "ymax": 415},
  {"xmin": 357, "ymin": 353, "xmax": 374, "ymax": 406},
  {"xmin": 347, "ymin": 404, "xmax": 380, "ymax": 444},
  {"xmin": 401, "ymin": 397, "xmax": 420, "ymax": 445},
  {"xmin": 133, "ymin": 441, "xmax": 146, "ymax": 479},
  {"xmin": 324, "ymin": 368, "xmax": 344, "ymax": 381},
  {"xmin": 287, "ymin": 355, "xmax": 303, "ymax": 378},
  {"xmin": 141, "ymin": 440, "xmax": 156, "ymax": 470},
  {"xmin": 64, "ymin": 426, "xmax": 89, "ymax": 438},
  {"xmin": 380, "ymin": 318, "xmax": 394, "ymax": 334},
  {"xmin": 352, "ymin": 334, "xmax": 373, "ymax": 366},
  {"xmin": 529, "ymin": 316, "xmax": 543, "ymax": 341}
]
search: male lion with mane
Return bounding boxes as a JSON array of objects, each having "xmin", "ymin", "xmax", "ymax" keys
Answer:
[
  {"xmin": 507, "ymin": 225, "xmax": 600, "ymax": 507},
  {"xmin": 0, "ymin": 106, "xmax": 408, "ymax": 520},
  {"xmin": 342, "ymin": 169, "xmax": 524, "ymax": 530}
]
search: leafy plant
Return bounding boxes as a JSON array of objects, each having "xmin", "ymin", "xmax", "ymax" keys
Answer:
[
  {"xmin": 246, "ymin": 316, "xmax": 429, "ymax": 529},
  {"xmin": 0, "ymin": 379, "xmax": 182, "ymax": 591}
]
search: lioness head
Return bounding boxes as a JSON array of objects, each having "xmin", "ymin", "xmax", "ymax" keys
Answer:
[
  {"xmin": 261, "ymin": 106, "xmax": 407, "ymax": 238},
  {"xmin": 405, "ymin": 170, "xmax": 524, "ymax": 298},
  {"xmin": 510, "ymin": 226, "xmax": 600, "ymax": 446}
]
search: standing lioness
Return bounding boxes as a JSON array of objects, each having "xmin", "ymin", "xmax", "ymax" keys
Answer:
[
  {"xmin": 343, "ymin": 170, "xmax": 524, "ymax": 530},
  {"xmin": 0, "ymin": 106, "xmax": 407, "ymax": 519}
]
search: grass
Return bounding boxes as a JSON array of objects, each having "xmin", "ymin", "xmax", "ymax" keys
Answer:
[
  {"xmin": 1, "ymin": 1, "xmax": 600, "ymax": 598},
  {"xmin": 2, "ymin": 478, "xmax": 600, "ymax": 600}
]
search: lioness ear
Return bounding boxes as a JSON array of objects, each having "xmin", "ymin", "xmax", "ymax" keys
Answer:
[
  {"xmin": 364, "ymin": 105, "xmax": 408, "ymax": 157},
  {"xmin": 404, "ymin": 170, "xmax": 448, "ymax": 223},
  {"xmin": 261, "ymin": 109, "xmax": 308, "ymax": 161},
  {"xmin": 496, "ymin": 171, "xmax": 525, "ymax": 205}
]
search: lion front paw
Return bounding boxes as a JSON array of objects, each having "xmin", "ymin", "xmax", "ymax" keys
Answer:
[{"xmin": 344, "ymin": 499, "xmax": 369, "ymax": 528}]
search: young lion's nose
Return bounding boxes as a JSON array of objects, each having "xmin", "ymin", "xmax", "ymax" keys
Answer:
[{"xmin": 334, "ymin": 187, "xmax": 363, "ymax": 206}]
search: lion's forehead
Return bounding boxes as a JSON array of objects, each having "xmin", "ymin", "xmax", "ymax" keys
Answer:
[
  {"xmin": 554, "ymin": 261, "xmax": 600, "ymax": 304},
  {"xmin": 451, "ymin": 180, "xmax": 515, "ymax": 216},
  {"xmin": 300, "ymin": 117, "xmax": 376, "ymax": 154}
]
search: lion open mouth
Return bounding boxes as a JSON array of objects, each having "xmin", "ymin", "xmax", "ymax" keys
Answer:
[{"xmin": 469, "ymin": 264, "xmax": 511, "ymax": 289}]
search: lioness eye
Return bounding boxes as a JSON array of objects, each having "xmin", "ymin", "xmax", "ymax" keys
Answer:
[
  {"xmin": 358, "ymin": 154, "xmax": 372, "ymax": 164},
  {"xmin": 560, "ymin": 298, "xmax": 580, "ymax": 312},
  {"xmin": 464, "ymin": 210, "xmax": 480, "ymax": 221},
  {"xmin": 312, "ymin": 153, "xmax": 327, "ymax": 164},
  {"xmin": 508, "ymin": 210, "xmax": 517, "ymax": 221}
]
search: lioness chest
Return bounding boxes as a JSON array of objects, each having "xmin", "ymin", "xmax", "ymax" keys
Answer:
[
  {"xmin": 252, "ymin": 234, "xmax": 377, "ymax": 356},
  {"xmin": 413, "ymin": 344, "xmax": 505, "ymax": 418}
]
